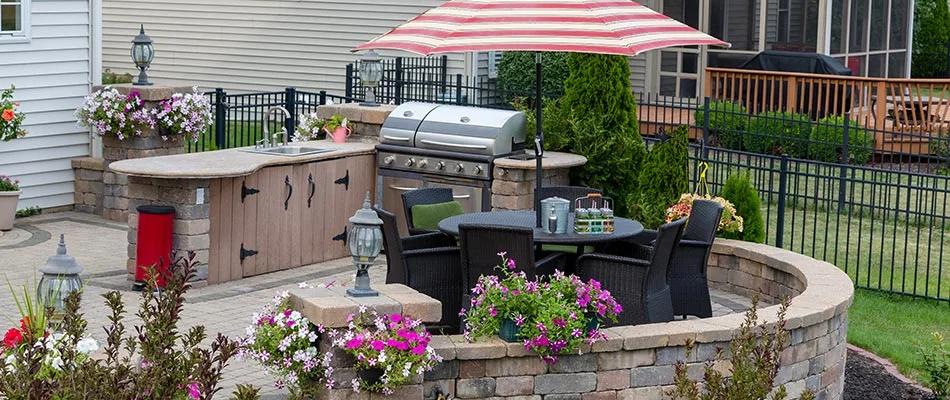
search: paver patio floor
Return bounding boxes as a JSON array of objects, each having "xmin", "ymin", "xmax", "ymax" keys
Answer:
[{"xmin": 0, "ymin": 211, "xmax": 755, "ymax": 399}]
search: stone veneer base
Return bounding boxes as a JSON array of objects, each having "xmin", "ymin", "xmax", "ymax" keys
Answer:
[{"xmin": 294, "ymin": 239, "xmax": 854, "ymax": 400}]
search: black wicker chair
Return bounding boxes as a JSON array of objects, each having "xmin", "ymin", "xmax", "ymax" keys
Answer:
[
  {"xmin": 458, "ymin": 224, "xmax": 566, "ymax": 302},
  {"xmin": 576, "ymin": 218, "xmax": 687, "ymax": 326},
  {"xmin": 376, "ymin": 206, "xmax": 464, "ymax": 330},
  {"xmin": 536, "ymin": 186, "xmax": 603, "ymax": 211},
  {"xmin": 402, "ymin": 188, "xmax": 455, "ymax": 235}
]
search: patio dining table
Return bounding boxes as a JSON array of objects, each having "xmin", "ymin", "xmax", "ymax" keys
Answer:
[{"xmin": 437, "ymin": 210, "xmax": 644, "ymax": 245}]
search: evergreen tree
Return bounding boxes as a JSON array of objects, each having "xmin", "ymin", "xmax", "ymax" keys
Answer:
[
  {"xmin": 912, "ymin": 0, "xmax": 950, "ymax": 78},
  {"xmin": 558, "ymin": 53, "xmax": 646, "ymax": 217},
  {"xmin": 637, "ymin": 125, "xmax": 690, "ymax": 229},
  {"xmin": 720, "ymin": 173, "xmax": 766, "ymax": 243}
]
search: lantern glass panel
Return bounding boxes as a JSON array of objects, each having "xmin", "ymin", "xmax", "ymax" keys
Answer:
[
  {"xmin": 364, "ymin": 62, "xmax": 383, "ymax": 86},
  {"xmin": 347, "ymin": 223, "xmax": 383, "ymax": 262},
  {"xmin": 36, "ymin": 274, "xmax": 83, "ymax": 315},
  {"xmin": 132, "ymin": 43, "xmax": 154, "ymax": 66}
]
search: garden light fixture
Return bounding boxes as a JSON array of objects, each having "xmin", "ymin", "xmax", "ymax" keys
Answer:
[
  {"xmin": 130, "ymin": 25, "xmax": 155, "ymax": 86},
  {"xmin": 37, "ymin": 234, "xmax": 84, "ymax": 318},
  {"xmin": 346, "ymin": 192, "xmax": 383, "ymax": 297},
  {"xmin": 358, "ymin": 50, "xmax": 383, "ymax": 107}
]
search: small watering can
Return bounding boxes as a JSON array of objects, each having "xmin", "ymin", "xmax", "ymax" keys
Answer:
[{"xmin": 325, "ymin": 125, "xmax": 352, "ymax": 143}]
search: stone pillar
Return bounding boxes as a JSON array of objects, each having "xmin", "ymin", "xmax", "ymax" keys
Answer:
[
  {"xmin": 95, "ymin": 84, "xmax": 193, "ymax": 222},
  {"xmin": 491, "ymin": 153, "xmax": 588, "ymax": 211},
  {"xmin": 316, "ymin": 103, "xmax": 395, "ymax": 139},
  {"xmin": 125, "ymin": 176, "xmax": 211, "ymax": 281},
  {"xmin": 71, "ymin": 157, "xmax": 104, "ymax": 215}
]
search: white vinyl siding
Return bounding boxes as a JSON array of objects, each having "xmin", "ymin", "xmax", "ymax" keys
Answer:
[
  {"xmin": 101, "ymin": 0, "xmax": 467, "ymax": 94},
  {"xmin": 0, "ymin": 0, "xmax": 92, "ymax": 210}
]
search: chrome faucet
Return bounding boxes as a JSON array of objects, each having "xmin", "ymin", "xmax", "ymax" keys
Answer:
[{"xmin": 261, "ymin": 106, "xmax": 291, "ymax": 148}]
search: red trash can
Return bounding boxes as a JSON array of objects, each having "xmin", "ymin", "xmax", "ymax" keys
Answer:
[{"xmin": 134, "ymin": 205, "xmax": 175, "ymax": 291}]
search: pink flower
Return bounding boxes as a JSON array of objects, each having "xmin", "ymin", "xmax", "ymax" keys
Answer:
[
  {"xmin": 390, "ymin": 314, "xmax": 403, "ymax": 324},
  {"xmin": 507, "ymin": 258, "xmax": 517, "ymax": 270},
  {"xmin": 187, "ymin": 383, "xmax": 200, "ymax": 400},
  {"xmin": 346, "ymin": 335, "xmax": 364, "ymax": 350},
  {"xmin": 371, "ymin": 340, "xmax": 385, "ymax": 351},
  {"xmin": 411, "ymin": 345, "xmax": 426, "ymax": 355}
]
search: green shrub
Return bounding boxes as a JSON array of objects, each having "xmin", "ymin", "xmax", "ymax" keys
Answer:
[
  {"xmin": 694, "ymin": 100, "xmax": 748, "ymax": 150},
  {"xmin": 559, "ymin": 53, "xmax": 646, "ymax": 218},
  {"xmin": 719, "ymin": 173, "xmax": 766, "ymax": 243},
  {"xmin": 746, "ymin": 111, "xmax": 811, "ymax": 157},
  {"xmin": 810, "ymin": 116, "xmax": 875, "ymax": 164},
  {"xmin": 918, "ymin": 332, "xmax": 950, "ymax": 399},
  {"xmin": 912, "ymin": 0, "xmax": 950, "ymax": 78},
  {"xmin": 514, "ymin": 97, "xmax": 572, "ymax": 152},
  {"xmin": 930, "ymin": 126, "xmax": 950, "ymax": 160},
  {"xmin": 101, "ymin": 68, "xmax": 133, "ymax": 85},
  {"xmin": 638, "ymin": 125, "xmax": 689, "ymax": 229},
  {"xmin": 497, "ymin": 52, "xmax": 569, "ymax": 103}
]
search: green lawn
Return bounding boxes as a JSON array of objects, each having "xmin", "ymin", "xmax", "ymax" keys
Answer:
[
  {"xmin": 847, "ymin": 288, "xmax": 950, "ymax": 380},
  {"xmin": 185, "ymin": 121, "xmax": 278, "ymax": 153}
]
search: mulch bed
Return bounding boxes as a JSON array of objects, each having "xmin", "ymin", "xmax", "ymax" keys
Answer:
[{"xmin": 844, "ymin": 348, "xmax": 935, "ymax": 400}]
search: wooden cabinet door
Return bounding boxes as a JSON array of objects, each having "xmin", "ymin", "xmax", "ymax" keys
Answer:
[
  {"xmin": 302, "ymin": 161, "xmax": 329, "ymax": 266},
  {"xmin": 238, "ymin": 172, "xmax": 260, "ymax": 278},
  {"xmin": 322, "ymin": 158, "xmax": 351, "ymax": 261}
]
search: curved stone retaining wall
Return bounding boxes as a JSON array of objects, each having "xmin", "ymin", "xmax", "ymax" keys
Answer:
[{"xmin": 314, "ymin": 240, "xmax": 853, "ymax": 400}]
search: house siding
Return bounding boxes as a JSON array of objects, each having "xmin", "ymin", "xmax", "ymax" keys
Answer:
[
  {"xmin": 0, "ymin": 0, "xmax": 92, "ymax": 209},
  {"xmin": 101, "ymin": 0, "xmax": 467, "ymax": 94}
]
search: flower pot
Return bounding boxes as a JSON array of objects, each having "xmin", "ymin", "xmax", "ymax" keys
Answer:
[
  {"xmin": 498, "ymin": 318, "xmax": 521, "ymax": 343},
  {"xmin": 358, "ymin": 366, "xmax": 385, "ymax": 386},
  {"xmin": 585, "ymin": 313, "xmax": 601, "ymax": 332},
  {"xmin": 326, "ymin": 126, "xmax": 351, "ymax": 143},
  {"xmin": 0, "ymin": 190, "xmax": 21, "ymax": 231}
]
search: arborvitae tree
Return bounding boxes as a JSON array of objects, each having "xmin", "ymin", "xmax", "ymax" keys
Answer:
[
  {"xmin": 558, "ymin": 53, "xmax": 646, "ymax": 218},
  {"xmin": 720, "ymin": 173, "xmax": 766, "ymax": 243},
  {"xmin": 912, "ymin": 0, "xmax": 950, "ymax": 78},
  {"xmin": 637, "ymin": 125, "xmax": 690, "ymax": 229}
]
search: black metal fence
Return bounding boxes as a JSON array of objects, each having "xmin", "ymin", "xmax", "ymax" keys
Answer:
[
  {"xmin": 187, "ymin": 88, "xmax": 359, "ymax": 153},
  {"xmin": 345, "ymin": 56, "xmax": 562, "ymax": 109},
  {"xmin": 639, "ymin": 96, "xmax": 950, "ymax": 301}
]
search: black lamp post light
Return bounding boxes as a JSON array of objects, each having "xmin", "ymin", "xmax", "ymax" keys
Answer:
[
  {"xmin": 358, "ymin": 50, "xmax": 384, "ymax": 107},
  {"xmin": 131, "ymin": 24, "xmax": 155, "ymax": 86},
  {"xmin": 345, "ymin": 192, "xmax": 384, "ymax": 297}
]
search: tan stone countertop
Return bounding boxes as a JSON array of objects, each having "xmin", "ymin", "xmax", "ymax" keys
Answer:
[
  {"xmin": 493, "ymin": 151, "xmax": 587, "ymax": 170},
  {"xmin": 109, "ymin": 140, "xmax": 377, "ymax": 179}
]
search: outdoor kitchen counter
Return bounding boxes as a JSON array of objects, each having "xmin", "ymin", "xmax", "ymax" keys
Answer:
[
  {"xmin": 493, "ymin": 151, "xmax": 587, "ymax": 170},
  {"xmin": 108, "ymin": 140, "xmax": 377, "ymax": 179}
]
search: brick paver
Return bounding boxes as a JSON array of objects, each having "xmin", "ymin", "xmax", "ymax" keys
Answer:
[{"xmin": 0, "ymin": 211, "xmax": 752, "ymax": 399}]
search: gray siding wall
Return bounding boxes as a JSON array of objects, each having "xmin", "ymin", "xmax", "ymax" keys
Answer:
[
  {"xmin": 101, "ymin": 0, "xmax": 467, "ymax": 94},
  {"xmin": 0, "ymin": 0, "xmax": 92, "ymax": 209}
]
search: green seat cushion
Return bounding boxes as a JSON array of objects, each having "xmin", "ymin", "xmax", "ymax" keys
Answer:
[
  {"xmin": 541, "ymin": 244, "xmax": 596, "ymax": 254},
  {"xmin": 411, "ymin": 201, "xmax": 465, "ymax": 230}
]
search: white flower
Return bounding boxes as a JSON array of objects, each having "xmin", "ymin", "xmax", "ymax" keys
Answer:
[
  {"xmin": 77, "ymin": 337, "xmax": 99, "ymax": 355},
  {"xmin": 290, "ymin": 311, "xmax": 302, "ymax": 321},
  {"xmin": 50, "ymin": 357, "xmax": 64, "ymax": 371},
  {"xmin": 297, "ymin": 281, "xmax": 312, "ymax": 289}
]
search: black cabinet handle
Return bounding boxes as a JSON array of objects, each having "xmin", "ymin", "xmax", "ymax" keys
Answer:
[
  {"xmin": 332, "ymin": 226, "xmax": 348, "ymax": 244},
  {"xmin": 334, "ymin": 170, "xmax": 350, "ymax": 191},
  {"xmin": 307, "ymin": 173, "xmax": 315, "ymax": 208},
  {"xmin": 284, "ymin": 175, "xmax": 293, "ymax": 210},
  {"xmin": 239, "ymin": 243, "xmax": 258, "ymax": 263},
  {"xmin": 241, "ymin": 181, "xmax": 259, "ymax": 202}
]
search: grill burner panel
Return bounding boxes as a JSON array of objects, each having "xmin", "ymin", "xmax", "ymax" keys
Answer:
[{"xmin": 376, "ymin": 144, "xmax": 492, "ymax": 181}]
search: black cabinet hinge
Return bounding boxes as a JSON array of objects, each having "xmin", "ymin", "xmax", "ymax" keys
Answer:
[
  {"xmin": 239, "ymin": 243, "xmax": 258, "ymax": 263},
  {"xmin": 332, "ymin": 226, "xmax": 348, "ymax": 244},
  {"xmin": 241, "ymin": 181, "xmax": 259, "ymax": 202},
  {"xmin": 334, "ymin": 169, "xmax": 350, "ymax": 191}
]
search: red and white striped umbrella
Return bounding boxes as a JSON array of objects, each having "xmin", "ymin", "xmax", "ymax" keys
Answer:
[{"xmin": 356, "ymin": 0, "xmax": 729, "ymax": 56}]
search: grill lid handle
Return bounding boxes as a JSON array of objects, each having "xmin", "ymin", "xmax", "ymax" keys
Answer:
[{"xmin": 419, "ymin": 139, "xmax": 487, "ymax": 150}]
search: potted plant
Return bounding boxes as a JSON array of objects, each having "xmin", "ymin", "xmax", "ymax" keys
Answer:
[
  {"xmin": 330, "ymin": 307, "xmax": 443, "ymax": 395},
  {"xmin": 152, "ymin": 88, "xmax": 212, "ymax": 143},
  {"xmin": 1, "ymin": 85, "xmax": 27, "ymax": 231},
  {"xmin": 666, "ymin": 193, "xmax": 744, "ymax": 235},
  {"xmin": 0, "ymin": 175, "xmax": 21, "ymax": 231},
  {"xmin": 75, "ymin": 87, "xmax": 154, "ymax": 141},
  {"xmin": 464, "ymin": 253, "xmax": 619, "ymax": 364},
  {"xmin": 241, "ymin": 291, "xmax": 333, "ymax": 399},
  {"xmin": 323, "ymin": 114, "xmax": 352, "ymax": 143},
  {"xmin": 294, "ymin": 112, "xmax": 326, "ymax": 142}
]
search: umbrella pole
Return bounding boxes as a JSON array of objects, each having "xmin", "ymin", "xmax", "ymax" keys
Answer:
[{"xmin": 535, "ymin": 51, "xmax": 544, "ymax": 228}]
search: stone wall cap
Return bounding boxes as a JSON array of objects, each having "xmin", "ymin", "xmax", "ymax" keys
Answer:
[
  {"xmin": 108, "ymin": 141, "xmax": 377, "ymax": 179},
  {"xmin": 92, "ymin": 84, "xmax": 197, "ymax": 102},
  {"xmin": 494, "ymin": 152, "xmax": 588, "ymax": 170}
]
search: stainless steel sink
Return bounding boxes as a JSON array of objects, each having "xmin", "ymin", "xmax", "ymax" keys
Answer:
[{"xmin": 242, "ymin": 146, "xmax": 333, "ymax": 157}]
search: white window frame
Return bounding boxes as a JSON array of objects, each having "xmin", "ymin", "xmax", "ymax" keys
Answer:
[{"xmin": 0, "ymin": 0, "xmax": 31, "ymax": 43}]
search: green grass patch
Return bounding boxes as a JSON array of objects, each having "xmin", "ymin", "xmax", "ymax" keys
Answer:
[
  {"xmin": 847, "ymin": 288, "xmax": 950, "ymax": 380},
  {"xmin": 185, "ymin": 121, "xmax": 277, "ymax": 153}
]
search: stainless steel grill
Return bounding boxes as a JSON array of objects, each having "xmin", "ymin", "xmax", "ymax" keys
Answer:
[{"xmin": 376, "ymin": 102, "xmax": 527, "ymax": 235}]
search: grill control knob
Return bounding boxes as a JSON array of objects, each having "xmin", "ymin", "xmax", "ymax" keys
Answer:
[
  {"xmin": 405, "ymin": 158, "xmax": 415, "ymax": 167},
  {"xmin": 473, "ymin": 165, "xmax": 483, "ymax": 175},
  {"xmin": 418, "ymin": 159, "xmax": 428, "ymax": 168},
  {"xmin": 455, "ymin": 163, "xmax": 465, "ymax": 173},
  {"xmin": 383, "ymin": 155, "xmax": 395, "ymax": 165},
  {"xmin": 436, "ymin": 161, "xmax": 446, "ymax": 170}
]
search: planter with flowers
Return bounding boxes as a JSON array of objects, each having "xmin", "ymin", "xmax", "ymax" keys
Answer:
[
  {"xmin": 152, "ymin": 88, "xmax": 213, "ymax": 144},
  {"xmin": 294, "ymin": 112, "xmax": 326, "ymax": 142},
  {"xmin": 323, "ymin": 114, "xmax": 352, "ymax": 143},
  {"xmin": 463, "ymin": 253, "xmax": 620, "ymax": 364},
  {"xmin": 666, "ymin": 193, "xmax": 744, "ymax": 234},
  {"xmin": 1, "ymin": 85, "xmax": 27, "ymax": 230},
  {"xmin": 241, "ymin": 291, "xmax": 333, "ymax": 399},
  {"xmin": 329, "ymin": 307, "xmax": 442, "ymax": 395}
]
